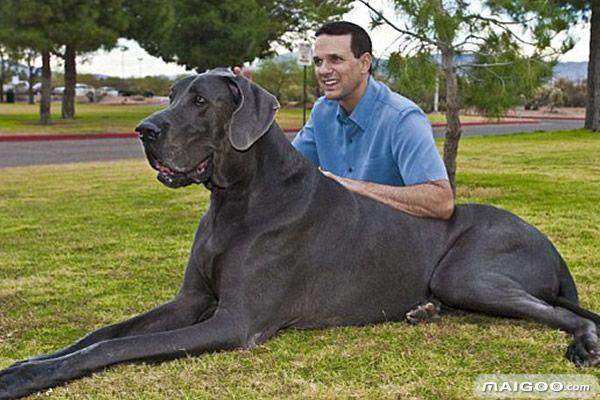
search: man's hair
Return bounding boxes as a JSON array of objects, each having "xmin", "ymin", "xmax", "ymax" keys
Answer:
[{"xmin": 315, "ymin": 21, "xmax": 372, "ymax": 60}]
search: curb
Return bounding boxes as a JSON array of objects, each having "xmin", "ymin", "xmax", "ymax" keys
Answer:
[
  {"xmin": 0, "ymin": 120, "xmax": 544, "ymax": 142},
  {"xmin": 464, "ymin": 114, "xmax": 585, "ymax": 121},
  {"xmin": 430, "ymin": 119, "xmax": 539, "ymax": 128},
  {"xmin": 0, "ymin": 132, "xmax": 138, "ymax": 142}
]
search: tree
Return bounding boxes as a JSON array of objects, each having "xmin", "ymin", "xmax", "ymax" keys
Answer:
[
  {"xmin": 0, "ymin": 0, "xmax": 58, "ymax": 124},
  {"xmin": 8, "ymin": 48, "xmax": 40, "ymax": 104},
  {"xmin": 253, "ymin": 58, "xmax": 318, "ymax": 103},
  {"xmin": 359, "ymin": 0, "xmax": 580, "ymax": 191},
  {"xmin": 137, "ymin": 0, "xmax": 351, "ymax": 72},
  {"xmin": 253, "ymin": 59, "xmax": 299, "ymax": 101},
  {"xmin": 555, "ymin": 1, "xmax": 599, "ymax": 130},
  {"xmin": 462, "ymin": 32, "xmax": 554, "ymax": 117},
  {"xmin": 51, "ymin": 0, "xmax": 128, "ymax": 119},
  {"xmin": 0, "ymin": 45, "xmax": 8, "ymax": 103},
  {"xmin": 386, "ymin": 51, "xmax": 439, "ymax": 112}
]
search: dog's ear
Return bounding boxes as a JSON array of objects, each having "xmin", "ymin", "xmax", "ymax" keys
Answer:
[{"xmin": 227, "ymin": 75, "xmax": 280, "ymax": 151}]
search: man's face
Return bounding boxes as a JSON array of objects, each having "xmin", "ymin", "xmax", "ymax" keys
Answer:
[{"xmin": 313, "ymin": 34, "xmax": 370, "ymax": 107}]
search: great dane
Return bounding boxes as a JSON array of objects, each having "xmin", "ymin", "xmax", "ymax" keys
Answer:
[{"xmin": 1, "ymin": 69, "xmax": 598, "ymax": 398}]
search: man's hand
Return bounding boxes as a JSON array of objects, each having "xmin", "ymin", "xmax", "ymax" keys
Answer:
[
  {"xmin": 320, "ymin": 169, "xmax": 454, "ymax": 220},
  {"xmin": 232, "ymin": 66, "xmax": 253, "ymax": 80}
]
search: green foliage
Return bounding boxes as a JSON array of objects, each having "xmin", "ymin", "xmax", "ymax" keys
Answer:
[
  {"xmin": 377, "ymin": 0, "xmax": 578, "ymax": 117},
  {"xmin": 462, "ymin": 32, "xmax": 554, "ymax": 117},
  {"xmin": 387, "ymin": 51, "xmax": 439, "ymax": 112},
  {"xmin": 0, "ymin": 0, "xmax": 128, "ymax": 52},
  {"xmin": 252, "ymin": 59, "xmax": 318, "ymax": 104},
  {"xmin": 143, "ymin": 0, "xmax": 350, "ymax": 72},
  {"xmin": 0, "ymin": 0, "xmax": 57, "ymax": 52},
  {"xmin": 122, "ymin": 0, "xmax": 175, "ymax": 55},
  {"xmin": 54, "ymin": 0, "xmax": 127, "ymax": 51}
]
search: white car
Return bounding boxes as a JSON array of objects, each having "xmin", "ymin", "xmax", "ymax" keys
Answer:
[
  {"xmin": 96, "ymin": 86, "xmax": 119, "ymax": 97},
  {"xmin": 52, "ymin": 84, "xmax": 95, "ymax": 97}
]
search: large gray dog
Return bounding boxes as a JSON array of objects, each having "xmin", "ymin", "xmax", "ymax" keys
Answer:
[{"xmin": 1, "ymin": 70, "xmax": 599, "ymax": 398}]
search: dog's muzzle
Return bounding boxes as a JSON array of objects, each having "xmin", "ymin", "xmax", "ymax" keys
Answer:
[{"xmin": 145, "ymin": 150, "xmax": 213, "ymax": 189}]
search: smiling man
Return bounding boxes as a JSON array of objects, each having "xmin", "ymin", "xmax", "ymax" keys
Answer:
[{"xmin": 292, "ymin": 21, "xmax": 454, "ymax": 219}]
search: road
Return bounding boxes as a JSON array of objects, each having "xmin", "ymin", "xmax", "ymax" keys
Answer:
[{"xmin": 0, "ymin": 119, "xmax": 584, "ymax": 169}]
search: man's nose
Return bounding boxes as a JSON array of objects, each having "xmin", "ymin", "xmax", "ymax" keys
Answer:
[{"xmin": 135, "ymin": 121, "xmax": 162, "ymax": 143}]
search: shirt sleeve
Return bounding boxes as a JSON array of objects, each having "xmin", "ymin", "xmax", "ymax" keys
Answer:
[
  {"xmin": 391, "ymin": 108, "xmax": 449, "ymax": 186},
  {"xmin": 291, "ymin": 112, "xmax": 320, "ymax": 166}
]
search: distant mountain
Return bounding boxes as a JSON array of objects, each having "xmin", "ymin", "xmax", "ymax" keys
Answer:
[
  {"xmin": 376, "ymin": 58, "xmax": 588, "ymax": 82},
  {"xmin": 552, "ymin": 62, "xmax": 587, "ymax": 81}
]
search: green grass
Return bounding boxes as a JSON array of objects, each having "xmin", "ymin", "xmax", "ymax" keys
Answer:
[
  {"xmin": 0, "ymin": 103, "xmax": 490, "ymax": 135},
  {"xmin": 0, "ymin": 130, "xmax": 599, "ymax": 399},
  {"xmin": 0, "ymin": 103, "xmax": 164, "ymax": 134}
]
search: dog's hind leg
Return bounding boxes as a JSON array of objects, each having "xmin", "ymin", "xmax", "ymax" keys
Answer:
[{"xmin": 431, "ymin": 274, "xmax": 600, "ymax": 367}]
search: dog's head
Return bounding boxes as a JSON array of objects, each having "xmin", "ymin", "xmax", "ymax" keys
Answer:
[{"xmin": 135, "ymin": 69, "xmax": 279, "ymax": 189}]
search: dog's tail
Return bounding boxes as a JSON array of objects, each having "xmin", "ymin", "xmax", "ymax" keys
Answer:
[
  {"xmin": 546, "ymin": 255, "xmax": 600, "ymax": 324},
  {"xmin": 548, "ymin": 296, "xmax": 600, "ymax": 326}
]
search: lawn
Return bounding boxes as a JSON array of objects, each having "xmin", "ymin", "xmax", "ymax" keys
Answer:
[
  {"xmin": 0, "ymin": 130, "xmax": 599, "ymax": 399},
  {"xmin": 0, "ymin": 103, "xmax": 489, "ymax": 135}
]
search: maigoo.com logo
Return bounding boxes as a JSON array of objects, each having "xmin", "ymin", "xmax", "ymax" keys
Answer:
[{"xmin": 474, "ymin": 374, "xmax": 598, "ymax": 398}]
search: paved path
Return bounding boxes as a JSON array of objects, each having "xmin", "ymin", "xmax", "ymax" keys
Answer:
[
  {"xmin": 0, "ymin": 119, "xmax": 584, "ymax": 169},
  {"xmin": 0, "ymin": 138, "xmax": 143, "ymax": 168},
  {"xmin": 432, "ymin": 118, "xmax": 583, "ymax": 138}
]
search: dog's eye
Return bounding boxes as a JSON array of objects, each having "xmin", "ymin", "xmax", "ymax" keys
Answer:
[{"xmin": 195, "ymin": 96, "xmax": 206, "ymax": 106}]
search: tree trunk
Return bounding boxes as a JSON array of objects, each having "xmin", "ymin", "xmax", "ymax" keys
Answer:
[
  {"xmin": 40, "ymin": 51, "xmax": 52, "ymax": 125},
  {"xmin": 0, "ymin": 51, "xmax": 5, "ymax": 103},
  {"xmin": 62, "ymin": 45, "xmax": 76, "ymax": 119},
  {"xmin": 441, "ymin": 47, "xmax": 462, "ymax": 193},
  {"xmin": 585, "ymin": 2, "xmax": 600, "ymax": 131},
  {"xmin": 27, "ymin": 59, "xmax": 35, "ymax": 105}
]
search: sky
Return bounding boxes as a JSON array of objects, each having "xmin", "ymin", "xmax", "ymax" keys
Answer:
[{"xmin": 75, "ymin": 1, "xmax": 591, "ymax": 78}]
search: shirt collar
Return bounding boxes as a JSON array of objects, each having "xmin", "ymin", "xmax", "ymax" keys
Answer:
[{"xmin": 336, "ymin": 76, "xmax": 379, "ymax": 131}]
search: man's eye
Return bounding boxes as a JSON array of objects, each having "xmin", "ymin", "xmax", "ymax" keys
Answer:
[
  {"xmin": 313, "ymin": 58, "xmax": 322, "ymax": 66},
  {"xmin": 195, "ymin": 96, "xmax": 206, "ymax": 106}
]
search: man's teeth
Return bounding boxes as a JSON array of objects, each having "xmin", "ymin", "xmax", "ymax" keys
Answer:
[{"xmin": 324, "ymin": 79, "xmax": 337, "ymax": 85}]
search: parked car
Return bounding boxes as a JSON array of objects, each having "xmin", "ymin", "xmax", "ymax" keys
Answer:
[
  {"xmin": 96, "ymin": 86, "xmax": 119, "ymax": 97},
  {"xmin": 51, "ymin": 86, "xmax": 65, "ymax": 95},
  {"xmin": 52, "ymin": 84, "xmax": 96, "ymax": 97},
  {"xmin": 32, "ymin": 82, "xmax": 42, "ymax": 94}
]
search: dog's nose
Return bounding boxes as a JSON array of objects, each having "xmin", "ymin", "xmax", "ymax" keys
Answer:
[{"xmin": 135, "ymin": 121, "xmax": 162, "ymax": 142}]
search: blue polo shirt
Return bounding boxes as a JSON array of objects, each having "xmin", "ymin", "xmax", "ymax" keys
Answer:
[{"xmin": 292, "ymin": 77, "xmax": 448, "ymax": 186}]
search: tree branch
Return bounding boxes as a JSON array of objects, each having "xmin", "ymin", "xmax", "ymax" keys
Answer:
[
  {"xmin": 464, "ymin": 14, "xmax": 533, "ymax": 26},
  {"xmin": 466, "ymin": 14, "xmax": 538, "ymax": 46},
  {"xmin": 459, "ymin": 62, "xmax": 514, "ymax": 68},
  {"xmin": 356, "ymin": 0, "xmax": 443, "ymax": 48}
]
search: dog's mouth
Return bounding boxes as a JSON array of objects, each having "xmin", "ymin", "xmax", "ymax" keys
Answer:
[{"xmin": 147, "ymin": 152, "xmax": 213, "ymax": 188}]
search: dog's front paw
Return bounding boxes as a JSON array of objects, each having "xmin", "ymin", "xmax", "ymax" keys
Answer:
[
  {"xmin": 0, "ymin": 361, "xmax": 58, "ymax": 399},
  {"xmin": 406, "ymin": 300, "xmax": 441, "ymax": 325},
  {"xmin": 0, "ymin": 364, "xmax": 32, "ymax": 399}
]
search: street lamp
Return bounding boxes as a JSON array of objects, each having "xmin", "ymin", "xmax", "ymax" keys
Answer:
[{"xmin": 120, "ymin": 45, "xmax": 129, "ymax": 78}]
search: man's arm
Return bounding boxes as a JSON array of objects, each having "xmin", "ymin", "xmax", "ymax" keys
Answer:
[{"xmin": 322, "ymin": 171, "xmax": 455, "ymax": 220}]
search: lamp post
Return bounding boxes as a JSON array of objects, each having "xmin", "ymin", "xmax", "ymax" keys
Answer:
[{"xmin": 120, "ymin": 45, "xmax": 129, "ymax": 79}]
